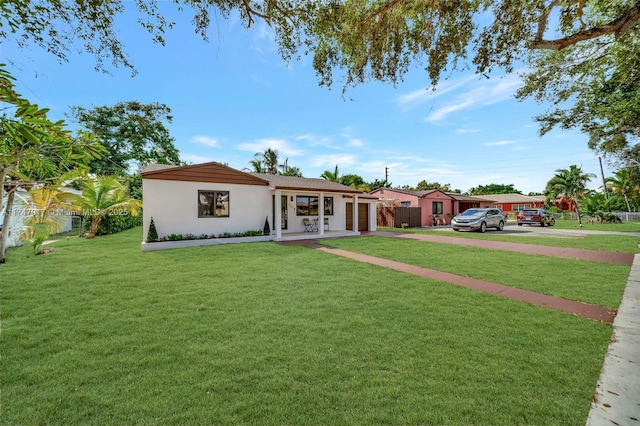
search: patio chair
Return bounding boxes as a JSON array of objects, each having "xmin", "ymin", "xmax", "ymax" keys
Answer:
[{"xmin": 303, "ymin": 218, "xmax": 316, "ymax": 232}]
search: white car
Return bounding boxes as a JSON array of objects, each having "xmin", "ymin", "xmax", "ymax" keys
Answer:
[{"xmin": 451, "ymin": 208, "xmax": 505, "ymax": 233}]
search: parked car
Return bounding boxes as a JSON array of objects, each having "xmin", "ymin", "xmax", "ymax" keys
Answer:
[
  {"xmin": 451, "ymin": 208, "xmax": 505, "ymax": 233},
  {"xmin": 517, "ymin": 209, "xmax": 556, "ymax": 227}
]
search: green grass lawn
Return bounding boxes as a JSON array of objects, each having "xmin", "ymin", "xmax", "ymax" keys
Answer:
[
  {"xmin": 377, "ymin": 225, "xmax": 640, "ymax": 253},
  {"xmin": 321, "ymin": 236, "xmax": 630, "ymax": 308},
  {"xmin": 0, "ymin": 228, "xmax": 616, "ymax": 424}
]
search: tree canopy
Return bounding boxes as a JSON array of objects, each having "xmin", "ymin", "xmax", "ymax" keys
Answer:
[
  {"xmin": 0, "ymin": 64, "xmax": 105, "ymax": 262},
  {"xmin": 467, "ymin": 183, "xmax": 521, "ymax": 195},
  {"xmin": 70, "ymin": 101, "xmax": 182, "ymax": 175},
  {"xmin": 3, "ymin": 1, "xmax": 638, "ymax": 165}
]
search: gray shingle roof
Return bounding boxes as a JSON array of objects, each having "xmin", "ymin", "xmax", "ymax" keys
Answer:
[{"xmin": 250, "ymin": 173, "xmax": 363, "ymax": 194}]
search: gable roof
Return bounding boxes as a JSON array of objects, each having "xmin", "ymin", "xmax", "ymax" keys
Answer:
[
  {"xmin": 141, "ymin": 162, "xmax": 366, "ymax": 194},
  {"xmin": 446, "ymin": 193, "xmax": 494, "ymax": 202},
  {"xmin": 141, "ymin": 162, "xmax": 270, "ymax": 186},
  {"xmin": 369, "ymin": 187, "xmax": 454, "ymax": 199},
  {"xmin": 250, "ymin": 173, "xmax": 363, "ymax": 194}
]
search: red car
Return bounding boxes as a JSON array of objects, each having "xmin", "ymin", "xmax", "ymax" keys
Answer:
[{"xmin": 517, "ymin": 209, "xmax": 555, "ymax": 227}]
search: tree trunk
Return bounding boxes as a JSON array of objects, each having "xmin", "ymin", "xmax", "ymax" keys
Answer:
[
  {"xmin": 87, "ymin": 216, "xmax": 101, "ymax": 238},
  {"xmin": 624, "ymin": 193, "xmax": 632, "ymax": 213},
  {"xmin": 575, "ymin": 200, "xmax": 583, "ymax": 227},
  {"xmin": 0, "ymin": 188, "xmax": 17, "ymax": 263}
]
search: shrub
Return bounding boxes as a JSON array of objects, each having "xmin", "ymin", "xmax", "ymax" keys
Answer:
[
  {"xmin": 85, "ymin": 212, "xmax": 143, "ymax": 236},
  {"xmin": 147, "ymin": 217, "xmax": 159, "ymax": 242}
]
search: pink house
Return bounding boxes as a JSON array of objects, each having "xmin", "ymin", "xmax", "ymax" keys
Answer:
[{"xmin": 370, "ymin": 188, "xmax": 457, "ymax": 226}]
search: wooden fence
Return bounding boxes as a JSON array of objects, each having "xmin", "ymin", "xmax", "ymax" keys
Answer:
[{"xmin": 377, "ymin": 206, "xmax": 422, "ymax": 228}]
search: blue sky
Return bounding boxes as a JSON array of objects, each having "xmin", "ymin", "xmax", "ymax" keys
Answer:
[{"xmin": 2, "ymin": 3, "xmax": 611, "ymax": 194}]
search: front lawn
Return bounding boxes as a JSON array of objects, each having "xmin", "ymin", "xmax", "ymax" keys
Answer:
[
  {"xmin": 0, "ymin": 228, "xmax": 613, "ymax": 424},
  {"xmin": 322, "ymin": 236, "xmax": 629, "ymax": 308}
]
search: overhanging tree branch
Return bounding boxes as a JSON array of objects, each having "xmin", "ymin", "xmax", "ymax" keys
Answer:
[{"xmin": 531, "ymin": 1, "xmax": 640, "ymax": 50}]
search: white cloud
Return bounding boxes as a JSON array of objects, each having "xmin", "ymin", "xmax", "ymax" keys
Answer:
[
  {"xmin": 456, "ymin": 128, "xmax": 481, "ymax": 134},
  {"xmin": 348, "ymin": 138, "xmax": 364, "ymax": 147},
  {"xmin": 425, "ymin": 74, "xmax": 523, "ymax": 123},
  {"xmin": 191, "ymin": 135, "xmax": 220, "ymax": 148},
  {"xmin": 484, "ymin": 140, "xmax": 517, "ymax": 146},
  {"xmin": 395, "ymin": 74, "xmax": 478, "ymax": 109},
  {"xmin": 237, "ymin": 138, "xmax": 305, "ymax": 157},
  {"xmin": 181, "ymin": 153, "xmax": 214, "ymax": 164},
  {"xmin": 296, "ymin": 133, "xmax": 334, "ymax": 147},
  {"xmin": 309, "ymin": 154, "xmax": 357, "ymax": 168}
]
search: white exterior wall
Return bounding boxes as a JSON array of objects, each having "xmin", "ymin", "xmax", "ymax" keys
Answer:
[{"xmin": 142, "ymin": 179, "xmax": 272, "ymax": 241}]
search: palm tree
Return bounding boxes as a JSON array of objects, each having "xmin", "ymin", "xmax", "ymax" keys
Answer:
[
  {"xmin": 261, "ymin": 148, "xmax": 279, "ymax": 174},
  {"xmin": 545, "ymin": 165, "xmax": 595, "ymax": 226},
  {"xmin": 69, "ymin": 176, "xmax": 142, "ymax": 238},
  {"xmin": 17, "ymin": 186, "xmax": 72, "ymax": 237},
  {"xmin": 246, "ymin": 158, "xmax": 265, "ymax": 173},
  {"xmin": 606, "ymin": 168, "xmax": 633, "ymax": 213},
  {"xmin": 321, "ymin": 165, "xmax": 340, "ymax": 182}
]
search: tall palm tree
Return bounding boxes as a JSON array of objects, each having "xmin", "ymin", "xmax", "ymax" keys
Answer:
[
  {"xmin": 262, "ymin": 148, "xmax": 279, "ymax": 174},
  {"xmin": 545, "ymin": 165, "xmax": 595, "ymax": 226},
  {"xmin": 246, "ymin": 158, "xmax": 265, "ymax": 173},
  {"xmin": 606, "ymin": 168, "xmax": 633, "ymax": 213},
  {"xmin": 69, "ymin": 176, "xmax": 142, "ymax": 238},
  {"xmin": 320, "ymin": 165, "xmax": 340, "ymax": 182}
]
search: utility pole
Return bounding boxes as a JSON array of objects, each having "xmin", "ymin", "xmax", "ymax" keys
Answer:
[
  {"xmin": 599, "ymin": 157, "xmax": 608, "ymax": 198},
  {"xmin": 385, "ymin": 167, "xmax": 389, "ymax": 184}
]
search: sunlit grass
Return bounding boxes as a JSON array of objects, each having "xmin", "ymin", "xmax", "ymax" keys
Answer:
[
  {"xmin": 0, "ymin": 227, "xmax": 614, "ymax": 424},
  {"xmin": 322, "ymin": 236, "xmax": 629, "ymax": 308}
]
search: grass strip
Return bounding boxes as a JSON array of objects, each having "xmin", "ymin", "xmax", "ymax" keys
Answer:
[{"xmin": 322, "ymin": 236, "xmax": 629, "ymax": 308}]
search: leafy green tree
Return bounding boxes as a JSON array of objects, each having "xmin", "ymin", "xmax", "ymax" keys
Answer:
[
  {"xmin": 545, "ymin": 165, "xmax": 596, "ymax": 226},
  {"xmin": 517, "ymin": 20, "xmax": 639, "ymax": 159},
  {"xmin": 369, "ymin": 178, "xmax": 392, "ymax": 191},
  {"xmin": 4, "ymin": 1, "xmax": 638, "ymax": 163},
  {"xmin": 280, "ymin": 166, "xmax": 303, "ymax": 177},
  {"xmin": 606, "ymin": 168, "xmax": 636, "ymax": 213},
  {"xmin": 415, "ymin": 180, "xmax": 452, "ymax": 192},
  {"xmin": 0, "ymin": 65, "xmax": 104, "ymax": 263},
  {"xmin": 17, "ymin": 184, "xmax": 73, "ymax": 236},
  {"xmin": 320, "ymin": 165, "xmax": 341, "ymax": 182},
  {"xmin": 68, "ymin": 176, "xmax": 142, "ymax": 239},
  {"xmin": 250, "ymin": 148, "xmax": 280, "ymax": 175},
  {"xmin": 467, "ymin": 184, "xmax": 522, "ymax": 195},
  {"xmin": 70, "ymin": 101, "xmax": 181, "ymax": 175}
]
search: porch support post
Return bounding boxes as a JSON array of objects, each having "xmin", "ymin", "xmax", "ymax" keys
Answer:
[
  {"xmin": 353, "ymin": 194, "xmax": 359, "ymax": 232},
  {"xmin": 319, "ymin": 192, "xmax": 325, "ymax": 236},
  {"xmin": 274, "ymin": 189, "xmax": 282, "ymax": 239}
]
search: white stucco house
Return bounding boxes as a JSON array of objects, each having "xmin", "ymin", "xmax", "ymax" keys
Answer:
[{"xmin": 141, "ymin": 162, "xmax": 377, "ymax": 250}]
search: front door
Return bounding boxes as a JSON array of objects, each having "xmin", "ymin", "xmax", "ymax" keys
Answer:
[{"xmin": 281, "ymin": 195, "xmax": 288, "ymax": 229}]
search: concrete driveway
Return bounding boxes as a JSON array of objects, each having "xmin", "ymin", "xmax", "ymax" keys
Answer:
[{"xmin": 433, "ymin": 222, "xmax": 640, "ymax": 238}]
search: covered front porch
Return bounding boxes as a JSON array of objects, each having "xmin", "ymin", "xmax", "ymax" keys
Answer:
[
  {"xmin": 274, "ymin": 229, "xmax": 360, "ymax": 242},
  {"xmin": 271, "ymin": 188, "xmax": 373, "ymax": 240}
]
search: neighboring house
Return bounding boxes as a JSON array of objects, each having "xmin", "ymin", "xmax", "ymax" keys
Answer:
[
  {"xmin": 141, "ymin": 162, "xmax": 377, "ymax": 244},
  {"xmin": 370, "ymin": 187, "xmax": 457, "ymax": 226},
  {"xmin": 469, "ymin": 193, "xmax": 546, "ymax": 214},
  {"xmin": 0, "ymin": 188, "xmax": 29, "ymax": 248}
]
